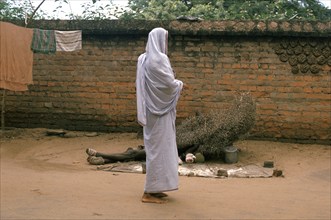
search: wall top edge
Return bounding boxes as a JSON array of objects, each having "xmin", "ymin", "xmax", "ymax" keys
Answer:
[{"xmin": 3, "ymin": 19, "xmax": 331, "ymax": 37}]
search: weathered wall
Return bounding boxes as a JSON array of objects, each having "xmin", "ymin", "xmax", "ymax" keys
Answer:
[{"xmin": 1, "ymin": 20, "xmax": 330, "ymax": 143}]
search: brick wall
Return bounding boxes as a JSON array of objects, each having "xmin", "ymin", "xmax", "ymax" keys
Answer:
[{"xmin": 1, "ymin": 20, "xmax": 330, "ymax": 143}]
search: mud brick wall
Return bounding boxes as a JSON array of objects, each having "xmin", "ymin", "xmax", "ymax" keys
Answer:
[{"xmin": 1, "ymin": 20, "xmax": 330, "ymax": 143}]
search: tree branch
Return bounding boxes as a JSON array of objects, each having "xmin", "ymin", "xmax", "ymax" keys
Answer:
[{"xmin": 25, "ymin": 0, "xmax": 46, "ymax": 27}]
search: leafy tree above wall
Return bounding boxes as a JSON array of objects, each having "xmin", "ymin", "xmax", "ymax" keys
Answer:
[
  {"xmin": 1, "ymin": 0, "xmax": 330, "ymax": 21},
  {"xmin": 122, "ymin": 0, "xmax": 331, "ymax": 20}
]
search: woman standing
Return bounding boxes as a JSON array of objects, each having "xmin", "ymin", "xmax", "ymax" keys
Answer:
[{"xmin": 136, "ymin": 27, "xmax": 183, "ymax": 204}]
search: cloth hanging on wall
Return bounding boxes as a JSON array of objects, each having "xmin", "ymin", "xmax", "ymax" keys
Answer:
[
  {"xmin": 0, "ymin": 22, "xmax": 82, "ymax": 91},
  {"xmin": 31, "ymin": 28, "xmax": 56, "ymax": 54},
  {"xmin": 0, "ymin": 22, "xmax": 34, "ymax": 91},
  {"xmin": 55, "ymin": 30, "xmax": 82, "ymax": 52}
]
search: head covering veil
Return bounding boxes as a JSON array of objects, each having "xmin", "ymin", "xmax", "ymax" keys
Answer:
[{"xmin": 136, "ymin": 28, "xmax": 183, "ymax": 126}]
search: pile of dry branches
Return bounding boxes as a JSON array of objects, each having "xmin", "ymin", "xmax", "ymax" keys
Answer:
[{"xmin": 176, "ymin": 92, "xmax": 256, "ymax": 158}]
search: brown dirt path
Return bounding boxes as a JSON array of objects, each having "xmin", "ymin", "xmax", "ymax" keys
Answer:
[{"xmin": 1, "ymin": 128, "xmax": 330, "ymax": 219}]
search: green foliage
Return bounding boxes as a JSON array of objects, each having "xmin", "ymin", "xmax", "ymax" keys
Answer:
[
  {"xmin": 0, "ymin": 0, "xmax": 70, "ymax": 20},
  {"xmin": 121, "ymin": 0, "xmax": 189, "ymax": 20},
  {"xmin": 223, "ymin": 0, "xmax": 331, "ymax": 20},
  {"xmin": 121, "ymin": 0, "xmax": 224, "ymax": 20},
  {"xmin": 121, "ymin": 0, "xmax": 331, "ymax": 20},
  {"xmin": 188, "ymin": 2, "xmax": 225, "ymax": 19},
  {"xmin": 0, "ymin": 0, "xmax": 22, "ymax": 20},
  {"xmin": 0, "ymin": 0, "xmax": 33, "ymax": 20},
  {"xmin": 0, "ymin": 0, "xmax": 126, "ymax": 21},
  {"xmin": 78, "ymin": 1, "xmax": 117, "ymax": 20}
]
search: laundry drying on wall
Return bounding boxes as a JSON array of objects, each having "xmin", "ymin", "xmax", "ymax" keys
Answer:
[{"xmin": 0, "ymin": 21, "xmax": 82, "ymax": 91}]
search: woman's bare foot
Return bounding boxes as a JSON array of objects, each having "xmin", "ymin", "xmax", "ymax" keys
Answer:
[
  {"xmin": 141, "ymin": 193, "xmax": 167, "ymax": 204},
  {"xmin": 150, "ymin": 192, "xmax": 168, "ymax": 198}
]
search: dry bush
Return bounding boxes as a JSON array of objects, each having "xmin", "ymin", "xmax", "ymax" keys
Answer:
[{"xmin": 176, "ymin": 92, "xmax": 256, "ymax": 158}]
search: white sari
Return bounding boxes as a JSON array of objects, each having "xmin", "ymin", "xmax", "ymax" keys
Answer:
[{"xmin": 136, "ymin": 28, "xmax": 183, "ymax": 193}]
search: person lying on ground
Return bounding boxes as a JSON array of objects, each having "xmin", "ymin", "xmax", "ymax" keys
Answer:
[
  {"xmin": 85, "ymin": 144, "xmax": 200, "ymax": 166},
  {"xmin": 85, "ymin": 145, "xmax": 146, "ymax": 165}
]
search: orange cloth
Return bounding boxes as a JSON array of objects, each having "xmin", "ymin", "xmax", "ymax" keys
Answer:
[{"xmin": 0, "ymin": 22, "xmax": 34, "ymax": 91}]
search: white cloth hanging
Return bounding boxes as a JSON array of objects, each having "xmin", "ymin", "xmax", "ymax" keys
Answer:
[{"xmin": 55, "ymin": 30, "xmax": 82, "ymax": 52}]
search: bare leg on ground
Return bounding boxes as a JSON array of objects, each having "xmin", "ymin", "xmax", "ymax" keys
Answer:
[{"xmin": 86, "ymin": 147, "xmax": 146, "ymax": 164}]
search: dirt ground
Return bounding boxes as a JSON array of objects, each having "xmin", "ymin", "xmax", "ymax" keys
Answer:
[{"xmin": 0, "ymin": 128, "xmax": 330, "ymax": 220}]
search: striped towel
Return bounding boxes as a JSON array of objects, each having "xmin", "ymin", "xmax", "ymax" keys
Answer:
[
  {"xmin": 31, "ymin": 29, "xmax": 56, "ymax": 54},
  {"xmin": 55, "ymin": 30, "xmax": 82, "ymax": 52}
]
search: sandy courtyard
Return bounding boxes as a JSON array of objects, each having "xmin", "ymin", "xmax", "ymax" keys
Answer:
[{"xmin": 1, "ymin": 128, "xmax": 330, "ymax": 220}]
